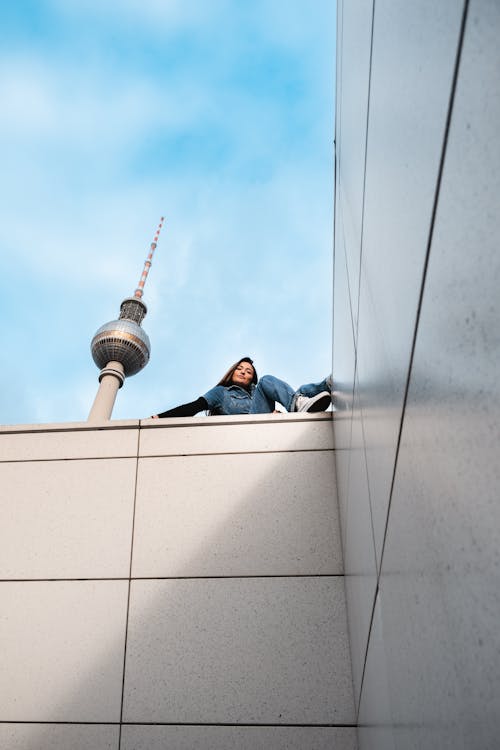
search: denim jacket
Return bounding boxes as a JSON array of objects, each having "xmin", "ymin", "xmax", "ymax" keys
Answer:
[{"xmin": 203, "ymin": 384, "xmax": 256, "ymax": 415}]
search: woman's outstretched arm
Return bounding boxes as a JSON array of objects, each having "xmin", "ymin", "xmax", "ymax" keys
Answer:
[{"xmin": 153, "ymin": 396, "xmax": 208, "ymax": 419}]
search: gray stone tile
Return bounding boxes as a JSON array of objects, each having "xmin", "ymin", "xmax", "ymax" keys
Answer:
[
  {"xmin": 132, "ymin": 451, "xmax": 341, "ymax": 577},
  {"xmin": 0, "ymin": 724, "xmax": 119, "ymax": 750},
  {"xmin": 0, "ymin": 458, "xmax": 136, "ymax": 579},
  {"xmin": 121, "ymin": 725, "xmax": 358, "ymax": 750},
  {"xmin": 373, "ymin": 1, "xmax": 500, "ymax": 746},
  {"xmin": 333, "ymin": 221, "xmax": 356, "ymax": 544},
  {"xmin": 0, "ymin": 422, "xmax": 139, "ymax": 461},
  {"xmin": 344, "ymin": 384, "xmax": 377, "ymax": 711},
  {"xmin": 357, "ymin": 594, "xmax": 395, "ymax": 750},
  {"xmin": 123, "ymin": 577, "xmax": 354, "ymax": 724},
  {"xmin": 0, "ymin": 581, "xmax": 128, "ymax": 721},
  {"xmin": 139, "ymin": 414, "xmax": 333, "ymax": 456},
  {"xmin": 356, "ymin": 0, "xmax": 464, "ymax": 570},
  {"xmin": 336, "ymin": 0, "xmax": 374, "ymax": 331},
  {"xmin": 332, "ymin": 214, "xmax": 356, "ymax": 429}
]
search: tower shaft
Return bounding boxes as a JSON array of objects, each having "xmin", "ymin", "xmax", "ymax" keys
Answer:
[{"xmin": 87, "ymin": 362, "xmax": 125, "ymax": 423}]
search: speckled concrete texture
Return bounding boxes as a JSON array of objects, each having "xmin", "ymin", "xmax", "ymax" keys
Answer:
[
  {"xmin": 139, "ymin": 413, "xmax": 333, "ymax": 456},
  {"xmin": 343, "ymin": 383, "xmax": 377, "ymax": 710},
  {"xmin": 132, "ymin": 451, "xmax": 341, "ymax": 577},
  {"xmin": 0, "ymin": 412, "xmax": 349, "ymax": 736},
  {"xmin": 121, "ymin": 725, "xmax": 358, "ymax": 750},
  {"xmin": 0, "ymin": 458, "xmax": 136, "ymax": 579},
  {"xmin": 335, "ymin": 0, "xmax": 500, "ymax": 747},
  {"xmin": 357, "ymin": 594, "xmax": 395, "ymax": 750},
  {"xmin": 355, "ymin": 0, "xmax": 464, "ymax": 571},
  {"xmin": 332, "ymin": 226, "xmax": 355, "ymax": 545},
  {"xmin": 0, "ymin": 422, "xmax": 139, "ymax": 461},
  {"xmin": 123, "ymin": 577, "xmax": 354, "ymax": 725},
  {"xmin": 370, "ymin": 0, "xmax": 500, "ymax": 745},
  {"xmin": 0, "ymin": 581, "xmax": 128, "ymax": 721},
  {"xmin": 0, "ymin": 724, "xmax": 119, "ymax": 750}
]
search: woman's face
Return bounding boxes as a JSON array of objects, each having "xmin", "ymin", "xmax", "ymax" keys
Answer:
[{"xmin": 231, "ymin": 361, "xmax": 255, "ymax": 387}]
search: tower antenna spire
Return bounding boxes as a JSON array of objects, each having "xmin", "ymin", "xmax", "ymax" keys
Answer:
[
  {"xmin": 134, "ymin": 215, "xmax": 165, "ymax": 299},
  {"xmin": 87, "ymin": 216, "xmax": 165, "ymax": 423}
]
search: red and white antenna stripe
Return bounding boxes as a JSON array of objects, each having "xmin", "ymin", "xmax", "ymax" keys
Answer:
[{"xmin": 134, "ymin": 216, "xmax": 165, "ymax": 299}]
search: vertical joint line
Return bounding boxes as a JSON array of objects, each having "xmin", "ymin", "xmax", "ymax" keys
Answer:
[
  {"xmin": 355, "ymin": 0, "xmax": 377, "ymax": 346},
  {"xmin": 356, "ymin": 0, "xmax": 470, "ymax": 714},
  {"xmin": 378, "ymin": 0, "xmax": 471, "ymax": 585},
  {"xmin": 118, "ymin": 426, "xmax": 141, "ymax": 749}
]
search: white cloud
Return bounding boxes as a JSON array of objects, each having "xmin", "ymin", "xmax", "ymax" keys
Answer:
[
  {"xmin": 0, "ymin": 1, "xmax": 335, "ymax": 425},
  {"xmin": 0, "ymin": 56, "xmax": 210, "ymax": 147},
  {"xmin": 49, "ymin": 0, "xmax": 226, "ymax": 32}
]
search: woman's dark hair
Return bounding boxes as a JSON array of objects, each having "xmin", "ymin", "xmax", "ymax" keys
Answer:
[{"xmin": 217, "ymin": 357, "xmax": 258, "ymax": 389}]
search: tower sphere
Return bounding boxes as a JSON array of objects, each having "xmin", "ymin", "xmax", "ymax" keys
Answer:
[{"xmin": 91, "ymin": 319, "xmax": 151, "ymax": 377}]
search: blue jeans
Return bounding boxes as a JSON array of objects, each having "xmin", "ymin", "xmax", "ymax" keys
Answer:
[{"xmin": 249, "ymin": 375, "xmax": 330, "ymax": 414}]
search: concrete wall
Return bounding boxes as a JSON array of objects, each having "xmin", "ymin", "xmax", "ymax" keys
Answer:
[
  {"xmin": 333, "ymin": 0, "xmax": 500, "ymax": 747},
  {"xmin": 0, "ymin": 414, "xmax": 356, "ymax": 750}
]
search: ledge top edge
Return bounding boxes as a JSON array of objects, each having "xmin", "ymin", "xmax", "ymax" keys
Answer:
[{"xmin": 0, "ymin": 412, "xmax": 334, "ymax": 435}]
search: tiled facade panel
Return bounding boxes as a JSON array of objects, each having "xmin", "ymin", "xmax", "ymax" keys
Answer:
[
  {"xmin": 356, "ymin": 0, "xmax": 464, "ymax": 572},
  {"xmin": 0, "ymin": 422, "xmax": 139, "ymax": 461},
  {"xmin": 356, "ymin": 595, "xmax": 395, "ymax": 750},
  {"xmin": 139, "ymin": 413, "xmax": 333, "ymax": 456},
  {"xmin": 335, "ymin": 0, "xmax": 500, "ymax": 747},
  {"xmin": 333, "ymin": 208, "xmax": 356, "ymax": 422},
  {"xmin": 0, "ymin": 415, "xmax": 351, "ymax": 748},
  {"xmin": 0, "ymin": 458, "xmax": 136, "ymax": 579},
  {"xmin": 333, "ymin": 0, "xmax": 363, "ymax": 545},
  {"xmin": 132, "ymin": 451, "xmax": 341, "ymax": 577},
  {"xmin": 0, "ymin": 581, "xmax": 128, "ymax": 722},
  {"xmin": 335, "ymin": 0, "xmax": 374, "ymax": 333},
  {"xmin": 360, "ymin": 1, "xmax": 500, "ymax": 746},
  {"xmin": 333, "ymin": 216, "xmax": 355, "ymax": 544},
  {"xmin": 340, "ymin": 1, "xmax": 465, "ymax": 711},
  {"xmin": 122, "ymin": 577, "xmax": 354, "ymax": 725},
  {"xmin": 343, "ymin": 380, "xmax": 377, "ymax": 710},
  {"xmin": 121, "ymin": 725, "xmax": 358, "ymax": 750},
  {"xmin": 334, "ymin": 0, "xmax": 465, "ymax": 725},
  {"xmin": 0, "ymin": 725, "xmax": 119, "ymax": 750}
]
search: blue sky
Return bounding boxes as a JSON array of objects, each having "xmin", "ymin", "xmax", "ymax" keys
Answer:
[{"xmin": 1, "ymin": 0, "xmax": 336, "ymax": 424}]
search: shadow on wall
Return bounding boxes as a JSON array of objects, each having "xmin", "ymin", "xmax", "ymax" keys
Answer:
[{"xmin": 1, "ymin": 418, "xmax": 355, "ymax": 750}]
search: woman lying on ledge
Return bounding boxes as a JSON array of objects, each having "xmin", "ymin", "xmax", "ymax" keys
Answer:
[{"xmin": 152, "ymin": 356, "xmax": 332, "ymax": 418}]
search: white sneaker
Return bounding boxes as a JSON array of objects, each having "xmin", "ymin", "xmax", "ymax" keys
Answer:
[
  {"xmin": 294, "ymin": 391, "xmax": 331, "ymax": 412},
  {"xmin": 325, "ymin": 374, "xmax": 334, "ymax": 392}
]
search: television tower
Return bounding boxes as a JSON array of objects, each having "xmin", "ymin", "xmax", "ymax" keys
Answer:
[{"xmin": 87, "ymin": 217, "xmax": 164, "ymax": 423}]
